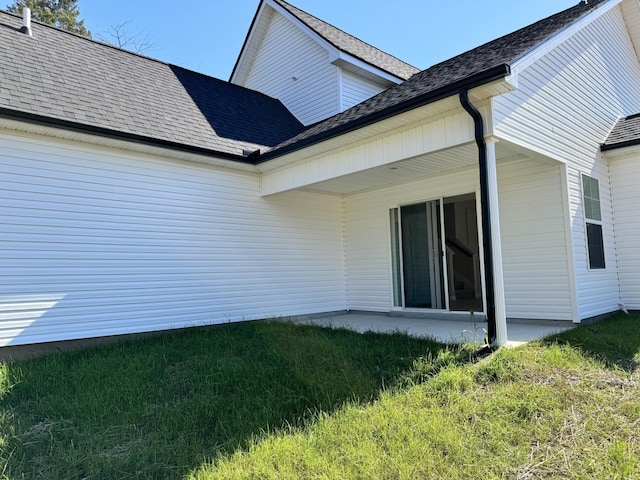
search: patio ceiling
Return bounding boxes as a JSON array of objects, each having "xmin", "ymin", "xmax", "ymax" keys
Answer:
[{"xmin": 299, "ymin": 140, "xmax": 531, "ymax": 196}]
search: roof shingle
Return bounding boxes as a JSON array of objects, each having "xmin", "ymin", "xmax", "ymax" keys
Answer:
[
  {"xmin": 602, "ymin": 114, "xmax": 640, "ymax": 151},
  {"xmin": 0, "ymin": 12, "xmax": 304, "ymax": 158},
  {"xmin": 263, "ymin": 0, "xmax": 608, "ymax": 158},
  {"xmin": 0, "ymin": 0, "xmax": 613, "ymax": 163},
  {"xmin": 272, "ymin": 0, "xmax": 419, "ymax": 81}
]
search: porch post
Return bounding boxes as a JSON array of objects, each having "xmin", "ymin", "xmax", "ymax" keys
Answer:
[{"xmin": 485, "ymin": 138, "xmax": 508, "ymax": 346}]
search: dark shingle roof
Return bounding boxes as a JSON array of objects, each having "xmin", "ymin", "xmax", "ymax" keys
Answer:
[
  {"xmin": 602, "ymin": 113, "xmax": 640, "ymax": 151},
  {"xmin": 0, "ymin": 11, "xmax": 304, "ymax": 159},
  {"xmin": 0, "ymin": 0, "xmax": 614, "ymax": 163},
  {"xmin": 272, "ymin": 0, "xmax": 419, "ymax": 81},
  {"xmin": 262, "ymin": 0, "xmax": 608, "ymax": 160}
]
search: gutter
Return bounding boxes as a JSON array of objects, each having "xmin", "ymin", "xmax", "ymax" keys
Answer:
[
  {"xmin": 256, "ymin": 64, "xmax": 511, "ymax": 163},
  {"xmin": 600, "ymin": 139, "xmax": 640, "ymax": 152},
  {"xmin": 0, "ymin": 107, "xmax": 255, "ymax": 164},
  {"xmin": 458, "ymin": 89, "xmax": 497, "ymax": 347}
]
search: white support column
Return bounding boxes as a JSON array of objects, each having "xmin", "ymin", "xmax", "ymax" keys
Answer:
[{"xmin": 486, "ymin": 137, "xmax": 508, "ymax": 346}]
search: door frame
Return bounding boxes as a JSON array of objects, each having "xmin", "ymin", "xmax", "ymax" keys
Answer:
[{"xmin": 388, "ymin": 191, "xmax": 486, "ymax": 315}]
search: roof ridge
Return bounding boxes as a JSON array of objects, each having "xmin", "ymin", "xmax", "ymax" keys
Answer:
[
  {"xmin": 414, "ymin": 0, "xmax": 599, "ymax": 74},
  {"xmin": 0, "ymin": 9, "xmax": 178, "ymax": 70},
  {"xmin": 0, "ymin": 9, "xmax": 284, "ymax": 103},
  {"xmin": 272, "ymin": 0, "xmax": 419, "ymax": 79},
  {"xmin": 0, "ymin": 9, "xmax": 305, "ymax": 157}
]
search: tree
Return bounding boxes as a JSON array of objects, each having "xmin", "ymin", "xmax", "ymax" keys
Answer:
[
  {"xmin": 7, "ymin": 0, "xmax": 91, "ymax": 37},
  {"xmin": 95, "ymin": 21, "xmax": 157, "ymax": 55}
]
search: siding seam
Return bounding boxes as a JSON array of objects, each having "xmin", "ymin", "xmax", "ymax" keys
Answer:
[
  {"xmin": 607, "ymin": 155, "xmax": 625, "ymax": 308},
  {"xmin": 341, "ymin": 194, "xmax": 350, "ymax": 310}
]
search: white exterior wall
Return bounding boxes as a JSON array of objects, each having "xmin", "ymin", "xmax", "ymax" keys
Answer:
[
  {"xmin": 341, "ymin": 70, "xmax": 386, "ymax": 111},
  {"xmin": 344, "ymin": 159, "xmax": 573, "ymax": 320},
  {"xmin": 0, "ymin": 130, "xmax": 346, "ymax": 346},
  {"xmin": 497, "ymin": 160, "xmax": 574, "ymax": 321},
  {"xmin": 610, "ymin": 152, "xmax": 640, "ymax": 309},
  {"xmin": 493, "ymin": 6, "xmax": 640, "ymax": 319},
  {"xmin": 243, "ymin": 11, "xmax": 340, "ymax": 126}
]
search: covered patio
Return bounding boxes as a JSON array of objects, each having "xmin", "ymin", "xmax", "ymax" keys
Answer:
[
  {"xmin": 260, "ymin": 89, "xmax": 575, "ymax": 347},
  {"xmin": 295, "ymin": 312, "xmax": 574, "ymax": 347}
]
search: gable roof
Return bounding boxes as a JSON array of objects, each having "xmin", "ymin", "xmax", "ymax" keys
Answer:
[
  {"xmin": 271, "ymin": 0, "xmax": 420, "ymax": 81},
  {"xmin": 602, "ymin": 113, "xmax": 640, "ymax": 151},
  {"xmin": 0, "ymin": 11, "xmax": 304, "ymax": 161},
  {"xmin": 260, "ymin": 0, "xmax": 611, "ymax": 160},
  {"xmin": 0, "ymin": 0, "xmax": 617, "ymax": 165}
]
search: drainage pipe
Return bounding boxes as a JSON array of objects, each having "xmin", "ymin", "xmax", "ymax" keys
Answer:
[{"xmin": 458, "ymin": 89, "xmax": 499, "ymax": 346}]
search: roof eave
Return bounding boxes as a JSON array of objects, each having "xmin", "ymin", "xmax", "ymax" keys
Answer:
[
  {"xmin": 601, "ymin": 139, "xmax": 640, "ymax": 152},
  {"xmin": 256, "ymin": 63, "xmax": 511, "ymax": 163},
  {"xmin": 0, "ymin": 107, "xmax": 255, "ymax": 164}
]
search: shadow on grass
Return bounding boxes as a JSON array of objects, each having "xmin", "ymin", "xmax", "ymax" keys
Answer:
[
  {"xmin": 0, "ymin": 320, "xmax": 472, "ymax": 479},
  {"xmin": 540, "ymin": 312, "xmax": 640, "ymax": 372}
]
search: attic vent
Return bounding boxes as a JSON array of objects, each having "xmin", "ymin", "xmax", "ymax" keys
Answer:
[
  {"xmin": 20, "ymin": 7, "xmax": 32, "ymax": 36},
  {"xmin": 579, "ymin": 0, "xmax": 588, "ymax": 5}
]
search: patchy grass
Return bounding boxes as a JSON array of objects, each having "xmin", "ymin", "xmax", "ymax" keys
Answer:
[
  {"xmin": 0, "ymin": 314, "xmax": 638, "ymax": 479},
  {"xmin": 191, "ymin": 313, "xmax": 640, "ymax": 480},
  {"xmin": 0, "ymin": 320, "xmax": 447, "ymax": 479}
]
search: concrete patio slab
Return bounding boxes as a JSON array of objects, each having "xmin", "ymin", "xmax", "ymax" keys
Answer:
[
  {"xmin": 294, "ymin": 312, "xmax": 574, "ymax": 347},
  {"xmin": 0, "ymin": 312, "xmax": 574, "ymax": 363}
]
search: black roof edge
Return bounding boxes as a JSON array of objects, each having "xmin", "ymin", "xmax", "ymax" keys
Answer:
[
  {"xmin": 256, "ymin": 63, "xmax": 511, "ymax": 163},
  {"xmin": 601, "ymin": 139, "xmax": 640, "ymax": 152},
  {"xmin": 0, "ymin": 107, "xmax": 255, "ymax": 164}
]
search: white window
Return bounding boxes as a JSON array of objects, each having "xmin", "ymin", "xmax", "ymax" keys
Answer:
[{"xmin": 582, "ymin": 175, "xmax": 605, "ymax": 270}]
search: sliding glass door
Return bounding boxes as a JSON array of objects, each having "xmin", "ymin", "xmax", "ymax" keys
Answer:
[
  {"xmin": 390, "ymin": 194, "xmax": 483, "ymax": 312},
  {"xmin": 390, "ymin": 201, "xmax": 445, "ymax": 309}
]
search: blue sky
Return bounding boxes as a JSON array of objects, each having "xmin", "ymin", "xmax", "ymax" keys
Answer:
[{"xmin": 5, "ymin": 1, "xmax": 579, "ymax": 80}]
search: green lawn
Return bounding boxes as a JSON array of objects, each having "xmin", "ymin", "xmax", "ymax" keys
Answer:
[{"xmin": 0, "ymin": 314, "xmax": 638, "ymax": 479}]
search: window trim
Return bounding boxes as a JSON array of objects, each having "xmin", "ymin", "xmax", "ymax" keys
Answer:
[{"xmin": 581, "ymin": 174, "xmax": 606, "ymax": 271}]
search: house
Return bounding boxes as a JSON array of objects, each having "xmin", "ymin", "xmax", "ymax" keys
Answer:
[{"xmin": 0, "ymin": 0, "xmax": 638, "ymax": 348}]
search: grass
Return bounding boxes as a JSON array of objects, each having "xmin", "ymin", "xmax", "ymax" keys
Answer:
[
  {"xmin": 0, "ymin": 320, "xmax": 448, "ymax": 479},
  {"xmin": 0, "ymin": 314, "xmax": 638, "ymax": 479}
]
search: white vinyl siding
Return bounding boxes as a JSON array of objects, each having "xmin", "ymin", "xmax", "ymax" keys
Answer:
[
  {"xmin": 497, "ymin": 160, "xmax": 574, "ymax": 321},
  {"xmin": 341, "ymin": 70, "xmax": 386, "ymax": 111},
  {"xmin": 344, "ymin": 159, "xmax": 573, "ymax": 320},
  {"xmin": 0, "ymin": 130, "xmax": 346, "ymax": 346},
  {"xmin": 494, "ymin": 7, "xmax": 640, "ymax": 163},
  {"xmin": 243, "ymin": 11, "xmax": 340, "ymax": 126},
  {"xmin": 493, "ymin": 6, "xmax": 640, "ymax": 319},
  {"xmin": 567, "ymin": 162, "xmax": 620, "ymax": 318},
  {"xmin": 610, "ymin": 152, "xmax": 640, "ymax": 309}
]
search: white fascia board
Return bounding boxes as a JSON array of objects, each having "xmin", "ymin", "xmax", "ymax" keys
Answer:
[
  {"xmin": 0, "ymin": 118, "xmax": 259, "ymax": 173},
  {"xmin": 230, "ymin": 2, "xmax": 271, "ymax": 85},
  {"xmin": 266, "ymin": 0, "xmax": 405, "ymax": 85},
  {"xmin": 508, "ymin": 0, "xmax": 622, "ymax": 78},
  {"xmin": 331, "ymin": 52, "xmax": 405, "ymax": 85},
  {"xmin": 266, "ymin": 0, "xmax": 341, "ymax": 59}
]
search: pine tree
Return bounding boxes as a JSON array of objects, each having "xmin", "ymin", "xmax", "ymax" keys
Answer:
[{"xmin": 7, "ymin": 0, "xmax": 90, "ymax": 37}]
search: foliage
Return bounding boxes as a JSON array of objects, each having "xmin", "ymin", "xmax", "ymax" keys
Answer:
[
  {"xmin": 0, "ymin": 321, "xmax": 441, "ymax": 478},
  {"xmin": 7, "ymin": 0, "xmax": 90, "ymax": 37},
  {"xmin": 0, "ymin": 314, "xmax": 637, "ymax": 478},
  {"xmin": 95, "ymin": 20, "xmax": 157, "ymax": 54}
]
